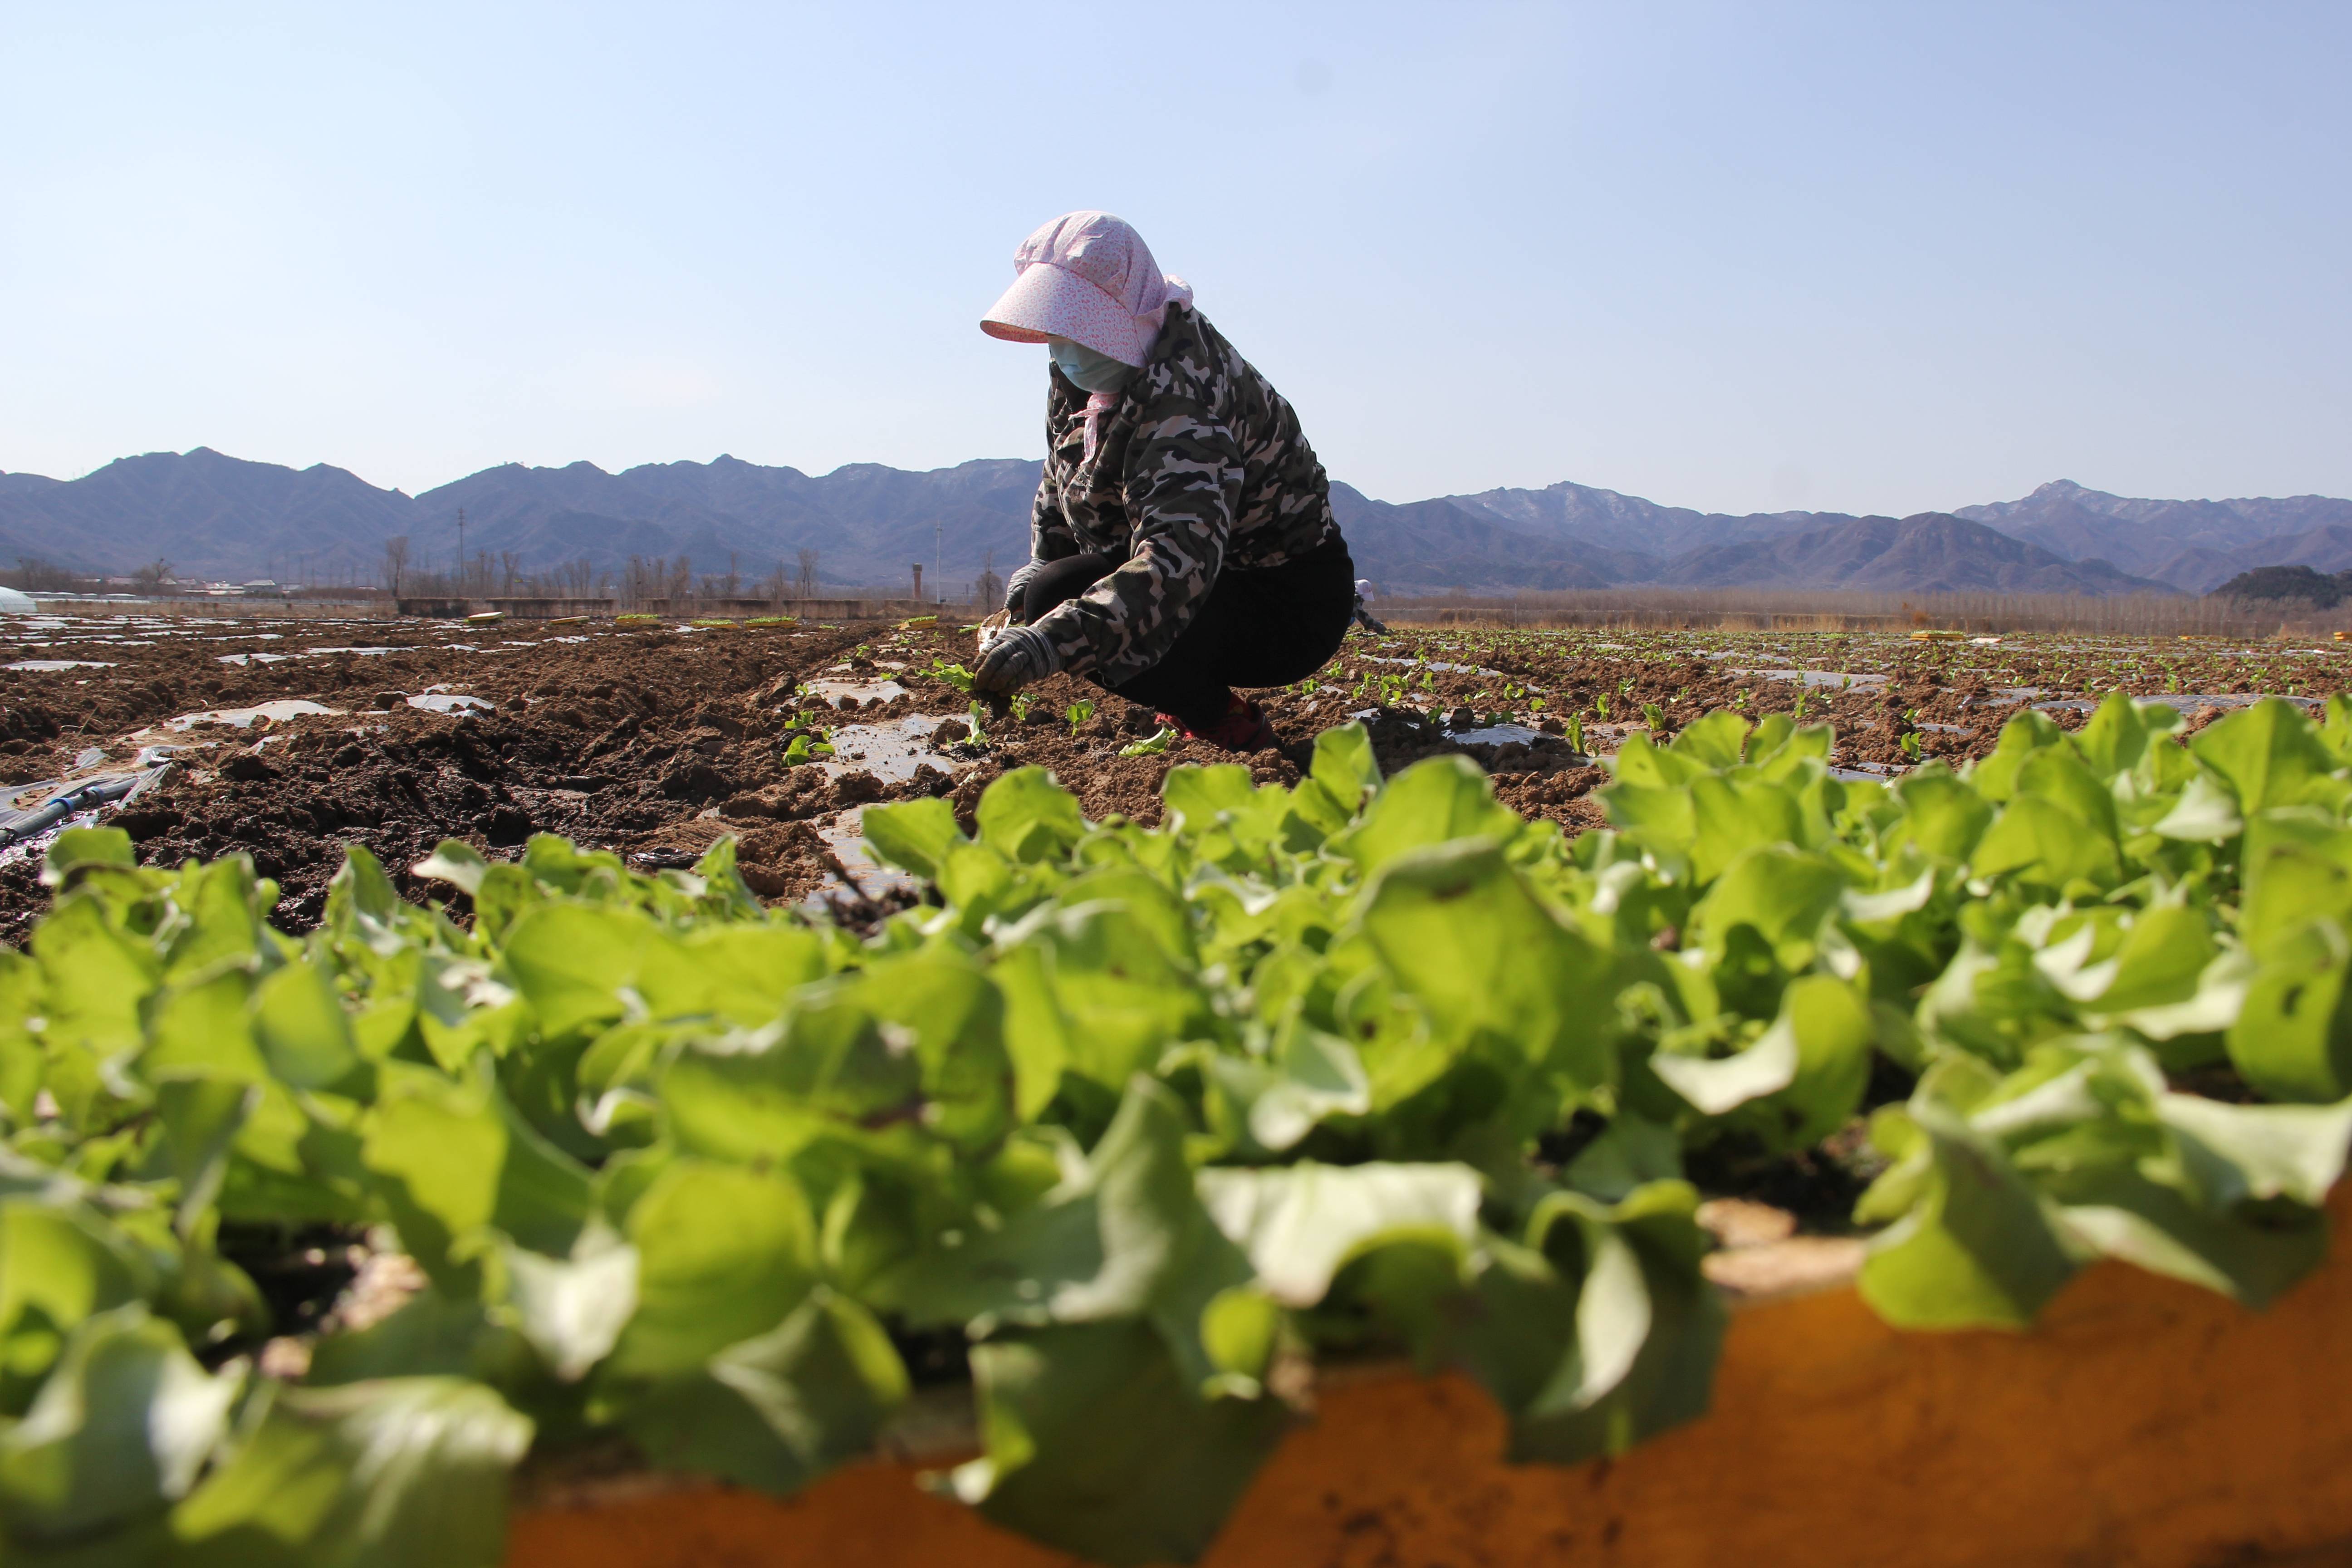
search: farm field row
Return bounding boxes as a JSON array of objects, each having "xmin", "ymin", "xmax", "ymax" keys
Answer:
[
  {"xmin": 5, "ymin": 600, "xmax": 2352, "ymax": 1563},
  {"xmin": 8, "ymin": 677, "xmax": 2352, "ymax": 1562},
  {"xmin": 2, "ymin": 611, "xmax": 2342, "ymax": 941}
]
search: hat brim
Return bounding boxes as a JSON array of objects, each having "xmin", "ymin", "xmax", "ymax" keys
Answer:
[{"xmin": 980, "ymin": 263, "xmax": 1148, "ymax": 366}]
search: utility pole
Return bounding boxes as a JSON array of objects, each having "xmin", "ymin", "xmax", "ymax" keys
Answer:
[
  {"xmin": 457, "ymin": 508, "xmax": 467, "ymax": 592},
  {"xmin": 933, "ymin": 519, "xmax": 942, "ymax": 605}
]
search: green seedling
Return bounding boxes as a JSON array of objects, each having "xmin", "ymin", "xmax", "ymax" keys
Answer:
[
  {"xmin": 1066, "ymin": 699, "xmax": 1098, "ymax": 735},
  {"xmin": 1119, "ymin": 725, "xmax": 1176, "ymax": 757}
]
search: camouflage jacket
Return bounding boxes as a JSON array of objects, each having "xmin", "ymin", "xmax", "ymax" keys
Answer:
[{"xmin": 1026, "ymin": 303, "xmax": 1339, "ymax": 681}]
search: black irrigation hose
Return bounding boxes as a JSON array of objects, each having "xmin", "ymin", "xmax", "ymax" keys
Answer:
[{"xmin": 0, "ymin": 772, "xmax": 150, "ymax": 848}]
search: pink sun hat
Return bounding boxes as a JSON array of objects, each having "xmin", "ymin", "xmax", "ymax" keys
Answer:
[{"xmin": 980, "ymin": 211, "xmax": 1194, "ymax": 368}]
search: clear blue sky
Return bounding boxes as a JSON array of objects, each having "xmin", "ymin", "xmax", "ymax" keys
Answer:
[{"xmin": 3, "ymin": 1, "xmax": 2346, "ymax": 515}]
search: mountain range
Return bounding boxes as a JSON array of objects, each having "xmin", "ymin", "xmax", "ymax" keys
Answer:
[{"xmin": 2, "ymin": 448, "xmax": 2348, "ymax": 599}]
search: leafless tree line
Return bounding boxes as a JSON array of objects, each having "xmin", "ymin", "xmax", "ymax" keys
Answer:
[
  {"xmin": 1374, "ymin": 587, "xmax": 2352, "ymax": 639},
  {"xmin": 9, "ymin": 559, "xmax": 96, "ymax": 593},
  {"xmin": 385, "ymin": 535, "xmax": 615, "ymax": 602},
  {"xmin": 11, "ymin": 557, "xmax": 192, "ymax": 593},
  {"xmin": 378, "ymin": 534, "xmax": 1000, "ymax": 608}
]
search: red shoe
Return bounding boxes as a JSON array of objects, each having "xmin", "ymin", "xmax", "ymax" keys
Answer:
[{"xmin": 1179, "ymin": 695, "xmax": 1278, "ymax": 752}]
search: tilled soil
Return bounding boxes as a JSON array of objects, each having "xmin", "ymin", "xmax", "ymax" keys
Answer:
[
  {"xmin": 2, "ymin": 612, "xmax": 2345, "ymax": 941},
  {"xmin": 0, "ymin": 614, "xmax": 1338, "ymax": 937}
]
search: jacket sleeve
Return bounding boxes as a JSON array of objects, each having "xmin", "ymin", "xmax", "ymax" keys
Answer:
[{"xmin": 1029, "ymin": 398, "xmax": 1242, "ymax": 681}]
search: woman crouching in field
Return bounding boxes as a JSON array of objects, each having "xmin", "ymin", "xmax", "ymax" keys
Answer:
[{"xmin": 971, "ymin": 211, "xmax": 1357, "ymax": 753}]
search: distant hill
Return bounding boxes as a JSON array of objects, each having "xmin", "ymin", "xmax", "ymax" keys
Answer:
[
  {"xmin": 1651, "ymin": 513, "xmax": 2170, "ymax": 596},
  {"xmin": 1325, "ymin": 484, "xmax": 1654, "ymax": 590},
  {"xmin": 2190, "ymin": 523, "xmax": 2352, "ymax": 582},
  {"xmin": 0, "ymin": 448, "xmax": 2342, "ymax": 599},
  {"xmin": 2146, "ymin": 544, "xmax": 2247, "ymax": 594},
  {"xmin": 2210, "ymin": 564, "xmax": 2352, "ymax": 607},
  {"xmin": 411, "ymin": 455, "xmax": 1044, "ymax": 590},
  {"xmin": 1439, "ymin": 478, "xmax": 1841, "ymax": 560},
  {"xmin": 0, "ymin": 449, "xmax": 416, "ymax": 582},
  {"xmin": 0, "ymin": 449, "xmax": 1044, "ymax": 589},
  {"xmin": 1956, "ymin": 479, "xmax": 2352, "ymax": 589},
  {"xmin": 1396, "ymin": 477, "xmax": 2342, "ymax": 597}
]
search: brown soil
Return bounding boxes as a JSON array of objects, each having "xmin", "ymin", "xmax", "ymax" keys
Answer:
[
  {"xmin": 0, "ymin": 618, "xmax": 930, "ymax": 936},
  {"xmin": 3, "ymin": 614, "xmax": 2344, "ymax": 941}
]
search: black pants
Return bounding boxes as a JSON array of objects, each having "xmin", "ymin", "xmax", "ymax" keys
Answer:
[{"xmin": 1020, "ymin": 533, "xmax": 1357, "ymax": 729}]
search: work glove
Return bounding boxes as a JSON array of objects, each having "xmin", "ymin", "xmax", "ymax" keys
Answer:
[
  {"xmin": 973, "ymin": 623, "xmax": 1059, "ymax": 696},
  {"xmin": 1003, "ymin": 558, "xmax": 1045, "ymax": 622}
]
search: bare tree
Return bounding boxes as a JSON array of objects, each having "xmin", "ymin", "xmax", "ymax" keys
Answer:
[
  {"xmin": 382, "ymin": 536, "xmax": 411, "ymax": 597},
  {"xmin": 796, "ymin": 547, "xmax": 818, "ymax": 599},
  {"xmin": 13, "ymin": 558, "xmax": 74, "ymax": 592},
  {"xmin": 975, "ymin": 545, "xmax": 1001, "ymax": 611},
  {"xmin": 622, "ymin": 554, "xmax": 675, "ymax": 607},
  {"xmin": 499, "ymin": 552, "xmax": 522, "ymax": 595},
  {"xmin": 131, "ymin": 558, "xmax": 176, "ymax": 592},
  {"xmin": 697, "ymin": 552, "xmax": 745, "ymax": 602}
]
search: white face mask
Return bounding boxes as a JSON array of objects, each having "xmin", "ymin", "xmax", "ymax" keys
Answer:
[{"xmin": 1049, "ymin": 338, "xmax": 1138, "ymax": 395}]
